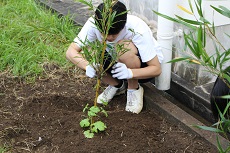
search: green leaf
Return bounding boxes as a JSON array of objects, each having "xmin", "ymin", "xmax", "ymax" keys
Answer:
[
  {"xmin": 197, "ymin": 25, "xmax": 203, "ymax": 55},
  {"xmin": 92, "ymin": 121, "xmax": 107, "ymax": 133},
  {"xmin": 221, "ymin": 49, "xmax": 230, "ymax": 66},
  {"xmin": 223, "ymin": 73, "xmax": 230, "ymax": 85},
  {"xmin": 188, "ymin": 0, "xmax": 194, "ymax": 14},
  {"xmin": 101, "ymin": 109, "xmax": 108, "ymax": 117},
  {"xmin": 175, "ymin": 15, "xmax": 202, "ymax": 25},
  {"xmin": 193, "ymin": 125, "xmax": 223, "ymax": 133},
  {"xmin": 86, "ymin": 106, "xmax": 101, "ymax": 117},
  {"xmin": 215, "ymin": 102, "xmax": 226, "ymax": 121},
  {"xmin": 83, "ymin": 130, "xmax": 94, "ymax": 138},
  {"xmin": 222, "ymin": 101, "xmax": 230, "ymax": 116},
  {"xmin": 89, "ymin": 106, "xmax": 100, "ymax": 114},
  {"xmin": 88, "ymin": 111, "xmax": 97, "ymax": 117},
  {"xmin": 220, "ymin": 95, "xmax": 230, "ymax": 99},
  {"xmin": 212, "ymin": 20, "xmax": 215, "ymax": 35},
  {"xmin": 195, "ymin": 0, "xmax": 203, "ymax": 17},
  {"xmin": 225, "ymin": 145, "xmax": 230, "ymax": 153},
  {"xmin": 80, "ymin": 118, "xmax": 90, "ymax": 127},
  {"xmin": 216, "ymin": 136, "xmax": 225, "ymax": 153},
  {"xmin": 167, "ymin": 57, "xmax": 190, "ymax": 63},
  {"xmin": 152, "ymin": 10, "xmax": 196, "ymax": 30},
  {"xmin": 83, "ymin": 104, "xmax": 89, "ymax": 112},
  {"xmin": 222, "ymin": 120, "xmax": 230, "ymax": 132},
  {"xmin": 211, "ymin": 5, "xmax": 230, "ymax": 18},
  {"xmin": 77, "ymin": 0, "xmax": 94, "ymax": 10},
  {"xmin": 184, "ymin": 33, "xmax": 200, "ymax": 58}
]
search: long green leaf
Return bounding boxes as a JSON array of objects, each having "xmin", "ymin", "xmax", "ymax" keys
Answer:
[
  {"xmin": 153, "ymin": 10, "xmax": 196, "ymax": 30},
  {"xmin": 167, "ymin": 57, "xmax": 190, "ymax": 63},
  {"xmin": 184, "ymin": 34, "xmax": 195, "ymax": 56},
  {"xmin": 77, "ymin": 0, "xmax": 94, "ymax": 10},
  {"xmin": 194, "ymin": 0, "xmax": 203, "ymax": 17},
  {"xmin": 193, "ymin": 125, "xmax": 223, "ymax": 133},
  {"xmin": 220, "ymin": 100, "xmax": 230, "ymax": 115},
  {"xmin": 197, "ymin": 25, "xmax": 203, "ymax": 57},
  {"xmin": 216, "ymin": 136, "xmax": 225, "ymax": 153},
  {"xmin": 211, "ymin": 5, "xmax": 230, "ymax": 18},
  {"xmin": 175, "ymin": 15, "xmax": 202, "ymax": 25},
  {"xmin": 185, "ymin": 33, "xmax": 201, "ymax": 58},
  {"xmin": 220, "ymin": 95, "xmax": 230, "ymax": 99},
  {"xmin": 188, "ymin": 0, "xmax": 194, "ymax": 13},
  {"xmin": 223, "ymin": 73, "xmax": 230, "ymax": 85},
  {"xmin": 215, "ymin": 101, "xmax": 228, "ymax": 122},
  {"xmin": 221, "ymin": 49, "xmax": 230, "ymax": 67}
]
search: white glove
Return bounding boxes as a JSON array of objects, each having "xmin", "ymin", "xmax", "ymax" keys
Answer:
[
  {"xmin": 111, "ymin": 62, "xmax": 133, "ymax": 79},
  {"xmin": 86, "ymin": 64, "xmax": 99, "ymax": 78}
]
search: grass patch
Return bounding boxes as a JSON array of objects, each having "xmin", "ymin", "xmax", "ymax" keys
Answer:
[
  {"xmin": 0, "ymin": 0, "xmax": 80, "ymax": 78},
  {"xmin": 0, "ymin": 146, "xmax": 7, "ymax": 153}
]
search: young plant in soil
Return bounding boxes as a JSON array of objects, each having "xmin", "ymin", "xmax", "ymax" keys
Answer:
[{"xmin": 76, "ymin": 0, "xmax": 129, "ymax": 138}]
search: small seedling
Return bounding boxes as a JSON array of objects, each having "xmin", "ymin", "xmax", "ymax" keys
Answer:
[{"xmin": 80, "ymin": 104, "xmax": 108, "ymax": 138}]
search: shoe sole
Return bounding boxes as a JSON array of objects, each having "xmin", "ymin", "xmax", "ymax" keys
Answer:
[{"xmin": 115, "ymin": 88, "xmax": 126, "ymax": 96}]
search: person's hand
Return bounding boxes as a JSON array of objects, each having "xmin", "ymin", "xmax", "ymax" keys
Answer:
[
  {"xmin": 111, "ymin": 62, "xmax": 133, "ymax": 79},
  {"xmin": 86, "ymin": 64, "xmax": 99, "ymax": 78}
]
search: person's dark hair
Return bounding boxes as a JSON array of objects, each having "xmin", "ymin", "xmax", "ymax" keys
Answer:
[{"xmin": 95, "ymin": 1, "xmax": 127, "ymax": 35}]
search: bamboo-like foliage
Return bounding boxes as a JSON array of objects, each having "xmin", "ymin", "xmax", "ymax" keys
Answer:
[
  {"xmin": 154, "ymin": 0, "xmax": 230, "ymax": 151},
  {"xmin": 154, "ymin": 0, "xmax": 230, "ymax": 86}
]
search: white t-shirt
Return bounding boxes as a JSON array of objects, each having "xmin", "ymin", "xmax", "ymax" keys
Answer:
[{"xmin": 74, "ymin": 14, "xmax": 164, "ymax": 63}]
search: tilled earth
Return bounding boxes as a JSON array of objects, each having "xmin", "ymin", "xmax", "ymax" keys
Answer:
[{"xmin": 0, "ymin": 66, "xmax": 217, "ymax": 153}]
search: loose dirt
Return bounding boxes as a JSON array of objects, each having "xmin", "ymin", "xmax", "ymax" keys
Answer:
[{"xmin": 0, "ymin": 66, "xmax": 217, "ymax": 153}]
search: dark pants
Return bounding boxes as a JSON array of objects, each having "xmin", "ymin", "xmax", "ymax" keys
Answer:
[{"xmin": 103, "ymin": 51, "xmax": 153, "ymax": 83}]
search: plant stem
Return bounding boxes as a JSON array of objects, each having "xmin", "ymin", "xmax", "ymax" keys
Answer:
[{"xmin": 94, "ymin": 78, "xmax": 101, "ymax": 106}]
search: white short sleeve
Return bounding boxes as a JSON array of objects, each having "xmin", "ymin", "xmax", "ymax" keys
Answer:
[{"xmin": 73, "ymin": 17, "xmax": 97, "ymax": 48}]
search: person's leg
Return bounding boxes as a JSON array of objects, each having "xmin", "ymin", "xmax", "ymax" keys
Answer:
[
  {"xmin": 97, "ymin": 51, "xmax": 126, "ymax": 104},
  {"xmin": 117, "ymin": 40, "xmax": 140, "ymax": 89},
  {"xmin": 117, "ymin": 40, "xmax": 144, "ymax": 114}
]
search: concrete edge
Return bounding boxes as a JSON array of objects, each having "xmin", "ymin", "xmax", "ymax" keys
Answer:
[
  {"xmin": 35, "ymin": 0, "xmax": 91, "ymax": 26},
  {"xmin": 167, "ymin": 73, "xmax": 216, "ymax": 123},
  {"xmin": 143, "ymin": 82, "xmax": 229, "ymax": 150},
  {"xmin": 35, "ymin": 0, "xmax": 230, "ymax": 149}
]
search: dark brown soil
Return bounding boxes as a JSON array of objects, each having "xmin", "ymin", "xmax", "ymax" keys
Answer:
[{"xmin": 0, "ymin": 66, "xmax": 218, "ymax": 153}]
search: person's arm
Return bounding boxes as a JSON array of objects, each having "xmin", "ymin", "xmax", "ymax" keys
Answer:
[
  {"xmin": 66, "ymin": 42, "xmax": 89, "ymax": 71},
  {"xmin": 112, "ymin": 56, "xmax": 161, "ymax": 80},
  {"xmin": 131, "ymin": 56, "xmax": 161, "ymax": 79}
]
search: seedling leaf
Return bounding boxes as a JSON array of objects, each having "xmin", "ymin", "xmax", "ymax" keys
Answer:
[
  {"xmin": 92, "ymin": 121, "xmax": 107, "ymax": 133},
  {"xmin": 80, "ymin": 118, "xmax": 90, "ymax": 127},
  {"xmin": 101, "ymin": 109, "xmax": 108, "ymax": 117},
  {"xmin": 88, "ymin": 111, "xmax": 97, "ymax": 117},
  {"xmin": 89, "ymin": 106, "xmax": 100, "ymax": 114},
  {"xmin": 83, "ymin": 104, "xmax": 89, "ymax": 112},
  {"xmin": 83, "ymin": 130, "xmax": 94, "ymax": 138}
]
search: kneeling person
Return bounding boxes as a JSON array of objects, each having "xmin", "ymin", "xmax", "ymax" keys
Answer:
[{"xmin": 66, "ymin": 1, "xmax": 163, "ymax": 114}]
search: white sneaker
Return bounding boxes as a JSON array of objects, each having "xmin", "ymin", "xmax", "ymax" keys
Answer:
[
  {"xmin": 97, "ymin": 81, "xmax": 126, "ymax": 104},
  {"xmin": 125, "ymin": 85, "xmax": 144, "ymax": 114}
]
